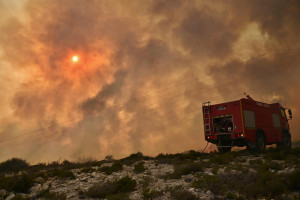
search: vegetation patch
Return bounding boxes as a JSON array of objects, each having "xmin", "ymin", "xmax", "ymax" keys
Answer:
[
  {"xmin": 86, "ymin": 176, "xmax": 136, "ymax": 198},
  {"xmin": 0, "ymin": 158, "xmax": 29, "ymax": 173},
  {"xmin": 192, "ymin": 175, "xmax": 224, "ymax": 195},
  {"xmin": 264, "ymin": 147, "xmax": 290, "ymax": 160},
  {"xmin": 209, "ymin": 153, "xmax": 234, "ymax": 165},
  {"xmin": 167, "ymin": 162, "xmax": 203, "ymax": 179},
  {"xmin": 120, "ymin": 152, "xmax": 149, "ymax": 166},
  {"xmin": 0, "ymin": 174, "xmax": 34, "ymax": 193},
  {"xmin": 34, "ymin": 188, "xmax": 66, "ymax": 200},
  {"xmin": 99, "ymin": 161, "xmax": 123, "ymax": 175},
  {"xmin": 170, "ymin": 188, "xmax": 199, "ymax": 200},
  {"xmin": 142, "ymin": 189, "xmax": 164, "ymax": 199},
  {"xmin": 106, "ymin": 193, "xmax": 130, "ymax": 200},
  {"xmin": 134, "ymin": 161, "xmax": 146, "ymax": 174},
  {"xmin": 288, "ymin": 170, "xmax": 300, "ymax": 191},
  {"xmin": 80, "ymin": 167, "xmax": 96, "ymax": 173},
  {"xmin": 47, "ymin": 168, "xmax": 75, "ymax": 179}
]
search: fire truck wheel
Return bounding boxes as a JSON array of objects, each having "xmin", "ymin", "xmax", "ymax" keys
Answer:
[
  {"xmin": 255, "ymin": 133, "xmax": 266, "ymax": 153},
  {"xmin": 277, "ymin": 132, "xmax": 292, "ymax": 149}
]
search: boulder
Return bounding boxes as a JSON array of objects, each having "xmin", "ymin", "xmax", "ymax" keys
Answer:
[
  {"xmin": 0, "ymin": 189, "xmax": 7, "ymax": 196},
  {"xmin": 5, "ymin": 193, "xmax": 15, "ymax": 200},
  {"xmin": 35, "ymin": 177, "xmax": 46, "ymax": 184}
]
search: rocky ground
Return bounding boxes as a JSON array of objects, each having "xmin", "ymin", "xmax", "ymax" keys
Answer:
[{"xmin": 0, "ymin": 147, "xmax": 300, "ymax": 200}]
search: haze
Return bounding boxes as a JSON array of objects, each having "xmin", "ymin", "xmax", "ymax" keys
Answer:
[{"xmin": 0, "ymin": 0, "xmax": 299, "ymax": 163}]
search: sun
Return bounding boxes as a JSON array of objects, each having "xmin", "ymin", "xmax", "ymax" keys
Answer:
[{"xmin": 72, "ymin": 55, "xmax": 79, "ymax": 63}]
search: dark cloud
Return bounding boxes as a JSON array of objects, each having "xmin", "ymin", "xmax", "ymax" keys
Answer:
[{"xmin": 0, "ymin": 0, "xmax": 299, "ymax": 163}]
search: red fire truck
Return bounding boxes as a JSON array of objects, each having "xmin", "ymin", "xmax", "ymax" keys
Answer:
[{"xmin": 202, "ymin": 96, "xmax": 293, "ymax": 152}]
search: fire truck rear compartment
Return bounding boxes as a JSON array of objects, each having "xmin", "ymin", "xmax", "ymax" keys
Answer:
[
  {"xmin": 213, "ymin": 115, "xmax": 233, "ymax": 133},
  {"xmin": 212, "ymin": 115, "xmax": 246, "ymax": 147}
]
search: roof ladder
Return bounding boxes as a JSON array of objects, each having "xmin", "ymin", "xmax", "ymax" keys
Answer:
[{"xmin": 202, "ymin": 101, "xmax": 211, "ymax": 134}]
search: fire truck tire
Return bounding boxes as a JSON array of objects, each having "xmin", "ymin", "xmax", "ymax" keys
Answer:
[
  {"xmin": 217, "ymin": 146, "xmax": 231, "ymax": 153},
  {"xmin": 255, "ymin": 133, "xmax": 266, "ymax": 153},
  {"xmin": 277, "ymin": 132, "xmax": 292, "ymax": 149}
]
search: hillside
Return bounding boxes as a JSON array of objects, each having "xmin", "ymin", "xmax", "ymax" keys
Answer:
[{"xmin": 0, "ymin": 148, "xmax": 300, "ymax": 200}]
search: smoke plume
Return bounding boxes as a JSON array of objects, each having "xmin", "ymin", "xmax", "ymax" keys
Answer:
[{"xmin": 0, "ymin": 0, "xmax": 299, "ymax": 163}]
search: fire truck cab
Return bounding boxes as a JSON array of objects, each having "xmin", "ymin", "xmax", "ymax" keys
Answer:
[{"xmin": 202, "ymin": 97, "xmax": 292, "ymax": 152}]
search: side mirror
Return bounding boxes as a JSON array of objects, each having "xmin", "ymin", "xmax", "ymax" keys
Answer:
[{"xmin": 288, "ymin": 109, "xmax": 292, "ymax": 119}]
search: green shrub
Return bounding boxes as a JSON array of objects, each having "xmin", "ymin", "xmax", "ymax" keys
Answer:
[
  {"xmin": 264, "ymin": 148, "xmax": 289, "ymax": 161},
  {"xmin": 262, "ymin": 161, "xmax": 284, "ymax": 171},
  {"xmin": 142, "ymin": 189, "xmax": 163, "ymax": 199},
  {"xmin": 86, "ymin": 176, "xmax": 136, "ymax": 198},
  {"xmin": 209, "ymin": 153, "xmax": 234, "ymax": 165},
  {"xmin": 99, "ymin": 161, "xmax": 123, "ymax": 175},
  {"xmin": 182, "ymin": 150, "xmax": 203, "ymax": 160},
  {"xmin": 47, "ymin": 168, "xmax": 75, "ymax": 179},
  {"xmin": 141, "ymin": 176, "xmax": 152, "ymax": 188},
  {"xmin": 80, "ymin": 167, "xmax": 95, "ymax": 173},
  {"xmin": 225, "ymin": 192, "xmax": 242, "ymax": 200},
  {"xmin": 288, "ymin": 170, "xmax": 300, "ymax": 191},
  {"xmin": 0, "ymin": 158, "xmax": 29, "ymax": 172},
  {"xmin": 211, "ymin": 165, "xmax": 219, "ymax": 174},
  {"xmin": 34, "ymin": 189, "xmax": 66, "ymax": 200},
  {"xmin": 192, "ymin": 175, "xmax": 224, "ymax": 195},
  {"xmin": 11, "ymin": 195, "xmax": 29, "ymax": 200},
  {"xmin": 170, "ymin": 188, "xmax": 199, "ymax": 200},
  {"xmin": 106, "ymin": 193, "xmax": 129, "ymax": 200},
  {"xmin": 0, "ymin": 174, "xmax": 34, "ymax": 193},
  {"xmin": 168, "ymin": 162, "xmax": 203, "ymax": 179},
  {"xmin": 249, "ymin": 159, "xmax": 263, "ymax": 166},
  {"xmin": 121, "ymin": 152, "xmax": 148, "ymax": 166},
  {"xmin": 134, "ymin": 162, "xmax": 146, "ymax": 174},
  {"xmin": 241, "ymin": 171, "xmax": 287, "ymax": 198},
  {"xmin": 28, "ymin": 163, "xmax": 47, "ymax": 173}
]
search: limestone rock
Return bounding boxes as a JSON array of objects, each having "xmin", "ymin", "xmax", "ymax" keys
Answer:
[
  {"xmin": 0, "ymin": 189, "xmax": 7, "ymax": 196},
  {"xmin": 5, "ymin": 193, "xmax": 15, "ymax": 200},
  {"xmin": 35, "ymin": 177, "xmax": 46, "ymax": 184}
]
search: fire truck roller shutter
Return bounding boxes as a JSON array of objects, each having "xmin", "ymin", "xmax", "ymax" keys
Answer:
[{"xmin": 243, "ymin": 110, "xmax": 256, "ymax": 129}]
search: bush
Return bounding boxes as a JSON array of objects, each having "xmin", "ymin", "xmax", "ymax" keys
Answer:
[
  {"xmin": 288, "ymin": 170, "xmax": 300, "ymax": 191},
  {"xmin": 134, "ymin": 162, "xmax": 146, "ymax": 174},
  {"xmin": 171, "ymin": 188, "xmax": 199, "ymax": 200},
  {"xmin": 106, "ymin": 193, "xmax": 129, "ymax": 200},
  {"xmin": 34, "ymin": 189, "xmax": 66, "ymax": 200},
  {"xmin": 0, "ymin": 174, "xmax": 34, "ymax": 193},
  {"xmin": 47, "ymin": 168, "xmax": 75, "ymax": 179},
  {"xmin": 209, "ymin": 153, "xmax": 234, "ymax": 165},
  {"xmin": 80, "ymin": 167, "xmax": 95, "ymax": 173},
  {"xmin": 192, "ymin": 175, "xmax": 224, "ymax": 195},
  {"xmin": 10, "ymin": 195, "xmax": 29, "ymax": 200},
  {"xmin": 0, "ymin": 158, "xmax": 29, "ymax": 172},
  {"xmin": 261, "ymin": 161, "xmax": 284, "ymax": 171},
  {"xmin": 168, "ymin": 162, "xmax": 203, "ymax": 179},
  {"xmin": 225, "ymin": 192, "xmax": 243, "ymax": 200},
  {"xmin": 86, "ymin": 176, "xmax": 136, "ymax": 198},
  {"xmin": 241, "ymin": 171, "xmax": 287, "ymax": 198},
  {"xmin": 264, "ymin": 148, "xmax": 289, "ymax": 161},
  {"xmin": 142, "ymin": 189, "xmax": 163, "ymax": 199},
  {"xmin": 99, "ymin": 161, "xmax": 123, "ymax": 175},
  {"xmin": 249, "ymin": 159, "xmax": 263, "ymax": 166},
  {"xmin": 121, "ymin": 152, "xmax": 148, "ymax": 166}
]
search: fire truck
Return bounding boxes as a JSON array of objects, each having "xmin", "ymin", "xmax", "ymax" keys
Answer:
[{"xmin": 202, "ymin": 95, "xmax": 293, "ymax": 152}]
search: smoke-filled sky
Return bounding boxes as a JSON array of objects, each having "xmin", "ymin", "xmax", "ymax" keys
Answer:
[{"xmin": 0, "ymin": 0, "xmax": 299, "ymax": 163}]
